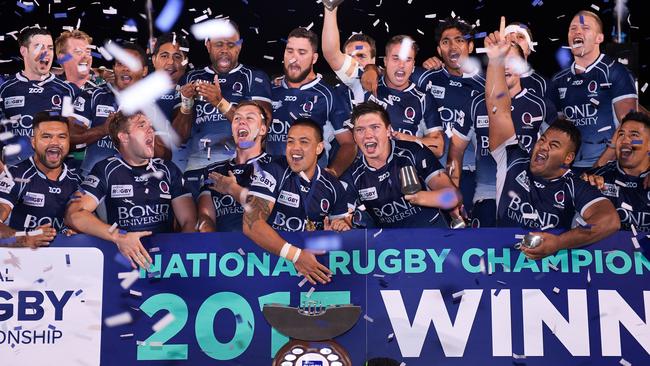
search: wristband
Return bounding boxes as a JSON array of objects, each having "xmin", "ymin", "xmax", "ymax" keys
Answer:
[
  {"xmin": 14, "ymin": 231, "xmax": 26, "ymax": 237},
  {"xmin": 279, "ymin": 242, "xmax": 292, "ymax": 259},
  {"xmin": 217, "ymin": 98, "xmax": 231, "ymax": 114},
  {"xmin": 292, "ymin": 248, "xmax": 302, "ymax": 263}
]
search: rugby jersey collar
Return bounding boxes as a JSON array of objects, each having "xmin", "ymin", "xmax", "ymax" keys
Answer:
[
  {"xmin": 29, "ymin": 156, "xmax": 69, "ymax": 181},
  {"xmin": 17, "ymin": 71, "xmax": 55, "ymax": 84},
  {"xmin": 571, "ymin": 53, "xmax": 605, "ymax": 75}
]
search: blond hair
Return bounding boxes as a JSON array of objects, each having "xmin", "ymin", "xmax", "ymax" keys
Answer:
[{"xmin": 55, "ymin": 30, "xmax": 92, "ymax": 55}]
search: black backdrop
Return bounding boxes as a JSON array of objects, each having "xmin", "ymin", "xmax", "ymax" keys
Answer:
[{"xmin": 0, "ymin": 0, "xmax": 647, "ymax": 105}]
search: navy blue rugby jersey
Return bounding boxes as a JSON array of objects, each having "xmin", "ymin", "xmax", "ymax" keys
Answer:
[
  {"xmin": 412, "ymin": 66, "xmax": 485, "ymax": 169},
  {"xmin": 549, "ymin": 54, "xmax": 637, "ymax": 168},
  {"xmin": 454, "ymin": 88, "xmax": 556, "ymax": 203},
  {"xmin": 0, "ymin": 158, "xmax": 81, "ymax": 232},
  {"xmin": 80, "ymin": 156, "xmax": 190, "ymax": 233},
  {"xmin": 348, "ymin": 140, "xmax": 446, "ymax": 228},
  {"xmin": 1, "ymin": 72, "xmax": 77, "ymax": 164},
  {"xmin": 180, "ymin": 65, "xmax": 272, "ymax": 171},
  {"xmin": 588, "ymin": 161, "xmax": 650, "ymax": 233},
  {"xmin": 198, "ymin": 152, "xmax": 273, "ymax": 232},
  {"xmin": 248, "ymin": 159, "xmax": 352, "ymax": 232},
  {"xmin": 493, "ymin": 136, "xmax": 607, "ymax": 228},
  {"xmin": 268, "ymin": 76, "xmax": 350, "ymax": 164},
  {"xmin": 365, "ymin": 77, "xmax": 442, "ymax": 137}
]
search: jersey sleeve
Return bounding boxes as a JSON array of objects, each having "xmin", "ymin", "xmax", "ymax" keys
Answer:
[
  {"xmin": 329, "ymin": 88, "xmax": 352, "ymax": 135},
  {"xmin": 248, "ymin": 162, "xmax": 282, "ymax": 203},
  {"xmin": 329, "ymin": 179, "xmax": 352, "ymax": 220},
  {"xmin": 0, "ymin": 167, "xmax": 20, "ymax": 208},
  {"xmin": 169, "ymin": 163, "xmax": 191, "ymax": 200},
  {"xmin": 610, "ymin": 63, "xmax": 638, "ymax": 104},
  {"xmin": 454, "ymin": 94, "xmax": 483, "ymax": 141},
  {"xmin": 249, "ymin": 69, "xmax": 273, "ymax": 104},
  {"xmin": 80, "ymin": 163, "xmax": 107, "ymax": 204},
  {"xmin": 413, "ymin": 142, "xmax": 445, "ymax": 185},
  {"xmin": 548, "ymin": 77, "xmax": 562, "ymax": 115},
  {"xmin": 571, "ymin": 178, "xmax": 609, "ymax": 217},
  {"xmin": 422, "ymin": 92, "xmax": 443, "ymax": 134}
]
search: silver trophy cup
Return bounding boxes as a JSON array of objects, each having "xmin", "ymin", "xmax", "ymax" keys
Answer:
[
  {"xmin": 399, "ymin": 166, "xmax": 421, "ymax": 196},
  {"xmin": 514, "ymin": 234, "xmax": 542, "ymax": 249},
  {"xmin": 323, "ymin": 0, "xmax": 345, "ymax": 11}
]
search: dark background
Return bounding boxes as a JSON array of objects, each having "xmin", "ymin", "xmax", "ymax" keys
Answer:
[{"xmin": 1, "ymin": 0, "xmax": 647, "ymax": 105}]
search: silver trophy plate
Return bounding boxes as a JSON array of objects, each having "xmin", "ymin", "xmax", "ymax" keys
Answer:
[{"xmin": 323, "ymin": 0, "xmax": 345, "ymax": 11}]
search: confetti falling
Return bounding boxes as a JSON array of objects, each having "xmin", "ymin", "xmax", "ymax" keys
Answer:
[
  {"xmin": 152, "ymin": 313, "xmax": 175, "ymax": 332},
  {"xmin": 363, "ymin": 314, "xmax": 374, "ymax": 322},
  {"xmin": 104, "ymin": 312, "xmax": 133, "ymax": 327}
]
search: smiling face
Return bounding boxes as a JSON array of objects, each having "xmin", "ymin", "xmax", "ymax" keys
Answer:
[
  {"xmin": 206, "ymin": 33, "xmax": 242, "ymax": 74},
  {"xmin": 529, "ymin": 128, "xmax": 576, "ymax": 178},
  {"xmin": 384, "ymin": 42, "xmax": 414, "ymax": 90},
  {"xmin": 21, "ymin": 34, "xmax": 54, "ymax": 78},
  {"xmin": 60, "ymin": 37, "xmax": 92, "ymax": 81},
  {"xmin": 353, "ymin": 112, "xmax": 392, "ymax": 163},
  {"xmin": 120, "ymin": 114, "xmax": 155, "ymax": 159},
  {"xmin": 32, "ymin": 121, "xmax": 69, "ymax": 170},
  {"xmin": 152, "ymin": 42, "xmax": 186, "ymax": 84},
  {"xmin": 616, "ymin": 120, "xmax": 650, "ymax": 173},
  {"xmin": 437, "ymin": 28, "xmax": 474, "ymax": 74},
  {"xmin": 286, "ymin": 124, "xmax": 323, "ymax": 175},
  {"xmin": 113, "ymin": 49, "xmax": 147, "ymax": 90},
  {"xmin": 232, "ymin": 104, "xmax": 267, "ymax": 149},
  {"xmin": 568, "ymin": 14, "xmax": 603, "ymax": 59},
  {"xmin": 284, "ymin": 37, "xmax": 318, "ymax": 84}
]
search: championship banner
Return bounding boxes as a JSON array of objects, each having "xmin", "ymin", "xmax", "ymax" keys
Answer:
[{"xmin": 1, "ymin": 229, "xmax": 649, "ymax": 365}]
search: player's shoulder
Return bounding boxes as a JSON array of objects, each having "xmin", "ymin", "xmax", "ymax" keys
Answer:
[{"xmin": 551, "ymin": 67, "xmax": 572, "ymax": 82}]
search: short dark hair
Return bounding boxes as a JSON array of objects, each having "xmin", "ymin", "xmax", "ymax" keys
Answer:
[
  {"xmin": 435, "ymin": 17, "xmax": 474, "ymax": 45},
  {"xmin": 109, "ymin": 111, "xmax": 144, "ymax": 150},
  {"xmin": 153, "ymin": 33, "xmax": 189, "ymax": 56},
  {"xmin": 574, "ymin": 10, "xmax": 603, "ymax": 33},
  {"xmin": 18, "ymin": 27, "xmax": 51, "ymax": 47},
  {"xmin": 385, "ymin": 35, "xmax": 419, "ymax": 58},
  {"xmin": 344, "ymin": 33, "xmax": 376, "ymax": 58},
  {"xmin": 621, "ymin": 111, "xmax": 650, "ymax": 130},
  {"xmin": 32, "ymin": 110, "xmax": 69, "ymax": 130},
  {"xmin": 546, "ymin": 118, "xmax": 582, "ymax": 156},
  {"xmin": 290, "ymin": 118, "xmax": 323, "ymax": 142},
  {"xmin": 287, "ymin": 28, "xmax": 319, "ymax": 53},
  {"xmin": 351, "ymin": 101, "xmax": 390, "ymax": 128},
  {"xmin": 113, "ymin": 42, "xmax": 146, "ymax": 65}
]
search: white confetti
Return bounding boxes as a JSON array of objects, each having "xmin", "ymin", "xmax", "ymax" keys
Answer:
[
  {"xmin": 108, "ymin": 222, "xmax": 118, "ymax": 233},
  {"xmin": 263, "ymin": 55, "xmax": 274, "ymax": 60},
  {"xmin": 522, "ymin": 213, "xmax": 538, "ymax": 220},
  {"xmin": 514, "ymin": 234, "xmax": 525, "ymax": 240},
  {"xmin": 424, "ymin": 13, "xmax": 436, "ymax": 18},
  {"xmin": 129, "ymin": 290, "xmax": 142, "ymax": 297},
  {"xmin": 597, "ymin": 125, "xmax": 612, "ymax": 133},
  {"xmin": 364, "ymin": 314, "xmax": 374, "ymax": 322},
  {"xmin": 118, "ymin": 72, "xmax": 173, "ymax": 114},
  {"xmin": 590, "ymin": 4, "xmax": 600, "ymax": 11},
  {"xmin": 632, "ymin": 237, "xmax": 640, "ymax": 249},
  {"xmin": 589, "ymin": 98, "xmax": 600, "ymax": 106},
  {"xmin": 118, "ymin": 270, "xmax": 139, "ymax": 289},
  {"xmin": 452, "ymin": 290, "xmax": 465, "ymax": 299},
  {"xmin": 104, "ymin": 312, "xmax": 133, "ymax": 327},
  {"xmin": 553, "ymin": 287, "xmax": 560, "ymax": 294},
  {"xmin": 631, "ymin": 224, "xmax": 638, "ymax": 236},
  {"xmin": 372, "ymin": 273, "xmax": 385, "ymax": 278},
  {"xmin": 641, "ymin": 83, "xmax": 648, "ymax": 93},
  {"xmin": 102, "ymin": 6, "xmax": 117, "ymax": 14},
  {"xmin": 621, "ymin": 202, "xmax": 633, "ymax": 211},
  {"xmin": 191, "ymin": 19, "xmax": 236, "ymax": 40},
  {"xmin": 373, "ymin": 229, "xmax": 383, "ymax": 238},
  {"xmin": 298, "ymin": 277, "xmax": 309, "ymax": 287},
  {"xmin": 27, "ymin": 229, "xmax": 43, "ymax": 236},
  {"xmin": 193, "ymin": 14, "xmax": 209, "ymax": 23},
  {"xmin": 619, "ymin": 358, "xmax": 632, "ymax": 366},
  {"xmin": 547, "ymin": 263, "xmax": 559, "ymax": 271},
  {"xmin": 152, "ymin": 313, "xmax": 175, "ymax": 332},
  {"xmin": 104, "ymin": 41, "xmax": 142, "ymax": 71},
  {"xmin": 306, "ymin": 287, "xmax": 315, "ymax": 298},
  {"xmin": 120, "ymin": 333, "xmax": 134, "ymax": 338},
  {"xmin": 149, "ymin": 247, "xmax": 160, "ymax": 253},
  {"xmin": 541, "ymin": 224, "xmax": 555, "ymax": 231},
  {"xmin": 587, "ymin": 269, "xmax": 591, "ymax": 283},
  {"xmin": 372, "ymin": 19, "xmax": 380, "ymax": 27},
  {"xmin": 237, "ymin": 248, "xmax": 245, "ymax": 256},
  {"xmin": 512, "ymin": 353, "xmax": 526, "ymax": 359},
  {"xmin": 398, "ymin": 37, "xmax": 414, "ymax": 61}
]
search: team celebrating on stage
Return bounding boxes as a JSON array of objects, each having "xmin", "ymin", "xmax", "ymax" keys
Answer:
[{"xmin": 0, "ymin": 3, "xmax": 648, "ymax": 284}]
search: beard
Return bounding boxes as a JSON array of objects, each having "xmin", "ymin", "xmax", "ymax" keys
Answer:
[{"xmin": 284, "ymin": 64, "xmax": 313, "ymax": 84}]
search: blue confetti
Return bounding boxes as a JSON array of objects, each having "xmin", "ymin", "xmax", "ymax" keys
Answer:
[
  {"xmin": 65, "ymin": 254, "xmax": 71, "ymax": 266},
  {"xmin": 35, "ymin": 278, "xmax": 44, "ymax": 283},
  {"xmin": 532, "ymin": 0, "xmax": 543, "ymax": 6},
  {"xmin": 579, "ymin": 15, "xmax": 585, "ymax": 24},
  {"xmin": 39, "ymin": 52, "xmax": 47, "ymax": 61},
  {"xmin": 496, "ymin": 92, "xmax": 507, "ymax": 99},
  {"xmin": 632, "ymin": 140, "xmax": 643, "ymax": 145},
  {"xmin": 14, "ymin": 326, "xmax": 22, "ymax": 331},
  {"xmin": 235, "ymin": 314, "xmax": 243, "ymax": 323},
  {"xmin": 48, "ymin": 324, "xmax": 56, "ymax": 330},
  {"xmin": 54, "ymin": 12, "xmax": 67, "ymax": 18},
  {"xmin": 474, "ymin": 32, "xmax": 487, "ymax": 39},
  {"xmin": 91, "ymin": 51, "xmax": 103, "ymax": 59},
  {"xmin": 555, "ymin": 47, "xmax": 572, "ymax": 69},
  {"xmin": 495, "ymin": 287, "xmax": 502, "ymax": 296},
  {"xmin": 238, "ymin": 140, "xmax": 255, "ymax": 149},
  {"xmin": 75, "ymin": 289, "xmax": 83, "ymax": 296},
  {"xmin": 437, "ymin": 189, "xmax": 458, "ymax": 208},
  {"xmin": 155, "ymin": 0, "xmax": 184, "ymax": 32},
  {"xmin": 118, "ymin": 229, "xmax": 127, "ymax": 235},
  {"xmin": 57, "ymin": 53, "xmax": 73, "ymax": 65},
  {"xmin": 114, "ymin": 253, "xmax": 132, "ymax": 269},
  {"xmin": 355, "ymin": 45, "xmax": 364, "ymax": 50},
  {"xmin": 125, "ymin": 18, "xmax": 137, "ymax": 27},
  {"xmin": 0, "ymin": 237, "xmax": 17, "ymax": 245},
  {"xmin": 148, "ymin": 270, "xmax": 161, "ymax": 278},
  {"xmin": 16, "ymin": 0, "xmax": 35, "ymax": 12}
]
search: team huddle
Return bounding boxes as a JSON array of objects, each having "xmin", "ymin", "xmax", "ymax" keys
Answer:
[{"xmin": 0, "ymin": 3, "xmax": 647, "ymax": 284}]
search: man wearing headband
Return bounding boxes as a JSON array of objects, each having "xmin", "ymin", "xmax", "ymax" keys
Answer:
[
  {"xmin": 549, "ymin": 10, "xmax": 638, "ymax": 174},
  {"xmin": 502, "ymin": 22, "xmax": 550, "ymax": 98}
]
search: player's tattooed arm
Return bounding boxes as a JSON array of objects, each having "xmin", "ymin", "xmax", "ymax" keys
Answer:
[{"xmin": 243, "ymin": 195, "xmax": 272, "ymax": 230}]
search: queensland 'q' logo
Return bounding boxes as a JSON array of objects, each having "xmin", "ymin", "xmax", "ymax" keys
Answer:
[
  {"xmin": 232, "ymin": 82, "xmax": 243, "ymax": 94},
  {"xmin": 302, "ymin": 101, "xmax": 314, "ymax": 113},
  {"xmin": 404, "ymin": 107, "xmax": 416, "ymax": 121},
  {"xmin": 320, "ymin": 198, "xmax": 330, "ymax": 212},
  {"xmin": 588, "ymin": 80, "xmax": 598, "ymax": 94},
  {"xmin": 159, "ymin": 181, "xmax": 170, "ymax": 194},
  {"xmin": 521, "ymin": 112, "xmax": 533, "ymax": 127},
  {"xmin": 554, "ymin": 190, "xmax": 565, "ymax": 206},
  {"xmin": 51, "ymin": 94, "xmax": 62, "ymax": 108}
]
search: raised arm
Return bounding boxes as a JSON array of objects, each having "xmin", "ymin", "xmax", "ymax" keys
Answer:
[
  {"xmin": 322, "ymin": 6, "xmax": 350, "ymax": 73},
  {"xmin": 242, "ymin": 194, "xmax": 331, "ymax": 285},
  {"xmin": 486, "ymin": 17, "xmax": 516, "ymax": 151}
]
